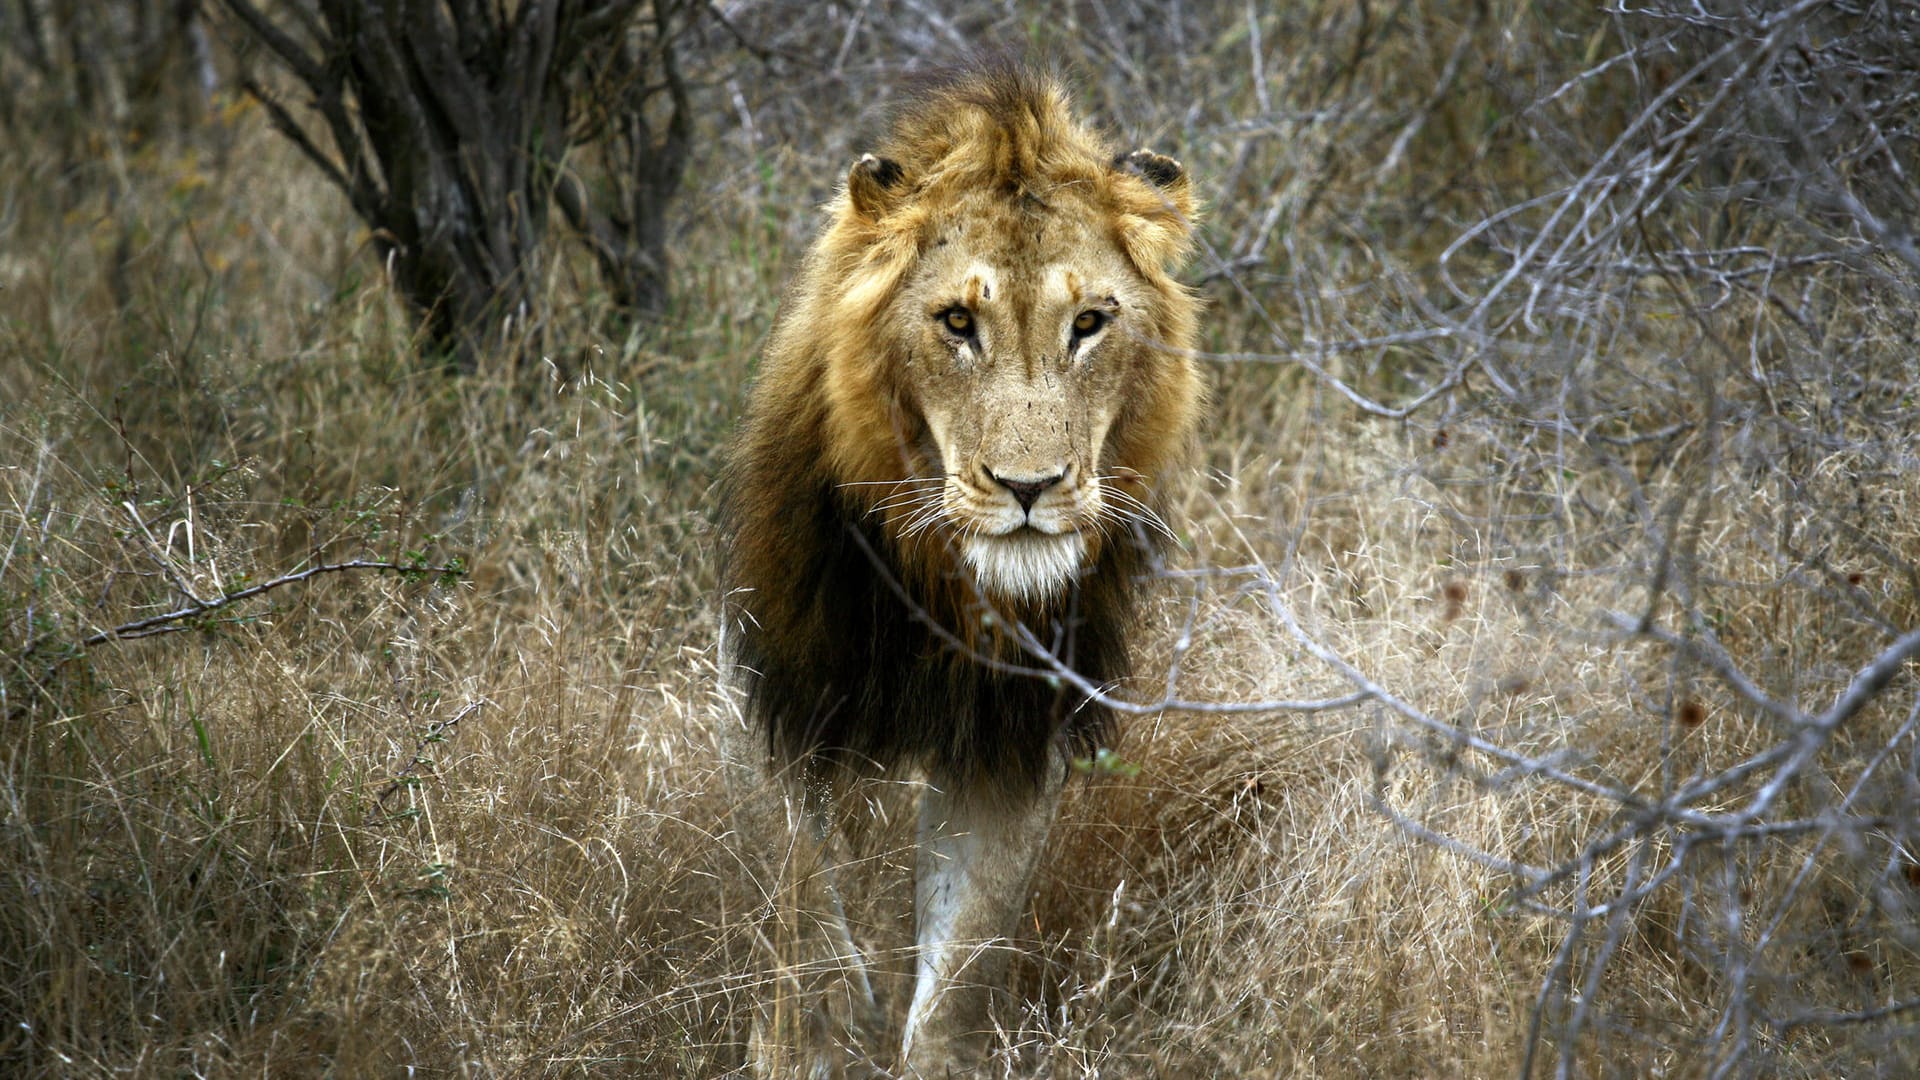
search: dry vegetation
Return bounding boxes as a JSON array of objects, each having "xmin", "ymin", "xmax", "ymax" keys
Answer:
[{"xmin": 4, "ymin": 1, "xmax": 1918, "ymax": 1077}]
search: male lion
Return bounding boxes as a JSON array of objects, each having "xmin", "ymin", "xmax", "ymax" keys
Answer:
[{"xmin": 721, "ymin": 65, "xmax": 1202, "ymax": 1076}]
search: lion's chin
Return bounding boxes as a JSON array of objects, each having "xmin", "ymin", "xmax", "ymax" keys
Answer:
[{"xmin": 961, "ymin": 530, "xmax": 1087, "ymax": 604}]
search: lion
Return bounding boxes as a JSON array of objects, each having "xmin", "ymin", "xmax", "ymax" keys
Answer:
[{"xmin": 721, "ymin": 64, "xmax": 1202, "ymax": 1076}]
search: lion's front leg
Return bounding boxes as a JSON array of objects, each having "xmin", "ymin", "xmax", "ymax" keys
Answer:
[{"xmin": 901, "ymin": 753, "xmax": 1065, "ymax": 1077}]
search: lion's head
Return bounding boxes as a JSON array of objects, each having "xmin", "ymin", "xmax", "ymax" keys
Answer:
[{"xmin": 763, "ymin": 67, "xmax": 1204, "ymax": 608}]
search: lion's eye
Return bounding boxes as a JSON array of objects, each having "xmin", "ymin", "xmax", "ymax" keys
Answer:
[
  {"xmin": 941, "ymin": 307, "xmax": 975, "ymax": 336},
  {"xmin": 1071, "ymin": 310, "xmax": 1108, "ymax": 341}
]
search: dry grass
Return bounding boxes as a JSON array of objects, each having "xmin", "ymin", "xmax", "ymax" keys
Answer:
[{"xmin": 5, "ymin": 2, "xmax": 1920, "ymax": 1077}]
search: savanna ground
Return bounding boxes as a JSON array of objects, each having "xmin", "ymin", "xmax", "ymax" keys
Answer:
[{"xmin": 4, "ymin": 2, "xmax": 1919, "ymax": 1077}]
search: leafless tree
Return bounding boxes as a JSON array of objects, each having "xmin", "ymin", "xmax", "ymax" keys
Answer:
[{"xmin": 215, "ymin": 0, "xmax": 699, "ymax": 368}]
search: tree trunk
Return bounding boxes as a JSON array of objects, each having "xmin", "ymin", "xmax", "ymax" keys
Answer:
[{"xmin": 222, "ymin": 0, "xmax": 655, "ymax": 370}]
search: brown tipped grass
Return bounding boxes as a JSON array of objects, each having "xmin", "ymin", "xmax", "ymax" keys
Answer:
[{"xmin": 6, "ymin": 3, "xmax": 1920, "ymax": 1077}]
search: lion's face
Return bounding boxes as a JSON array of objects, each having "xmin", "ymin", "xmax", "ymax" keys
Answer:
[
  {"xmin": 792, "ymin": 85, "xmax": 1203, "ymax": 609},
  {"xmin": 884, "ymin": 192, "xmax": 1173, "ymax": 602}
]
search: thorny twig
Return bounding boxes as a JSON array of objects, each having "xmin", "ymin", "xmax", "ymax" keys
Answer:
[
  {"xmin": 373, "ymin": 697, "xmax": 487, "ymax": 818},
  {"xmin": 76, "ymin": 557, "xmax": 464, "ymax": 649}
]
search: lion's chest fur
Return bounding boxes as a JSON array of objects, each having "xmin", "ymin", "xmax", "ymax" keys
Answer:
[{"xmin": 726, "ymin": 475, "xmax": 1131, "ymax": 797}]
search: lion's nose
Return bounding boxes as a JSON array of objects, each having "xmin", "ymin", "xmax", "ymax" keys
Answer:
[{"xmin": 983, "ymin": 468, "xmax": 1065, "ymax": 512}]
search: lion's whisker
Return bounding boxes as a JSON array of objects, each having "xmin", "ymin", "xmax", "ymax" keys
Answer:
[
  {"xmin": 1124, "ymin": 507, "xmax": 1178, "ymax": 544},
  {"xmin": 899, "ymin": 498, "xmax": 953, "ymax": 539},
  {"xmin": 1097, "ymin": 481, "xmax": 1178, "ymax": 543},
  {"xmin": 869, "ymin": 489, "xmax": 943, "ymax": 516},
  {"xmin": 860, "ymin": 479, "xmax": 949, "ymax": 520},
  {"xmin": 837, "ymin": 475, "xmax": 949, "ymax": 489}
]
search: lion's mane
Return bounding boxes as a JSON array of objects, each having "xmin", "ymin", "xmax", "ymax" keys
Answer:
[{"xmin": 721, "ymin": 65, "xmax": 1201, "ymax": 799}]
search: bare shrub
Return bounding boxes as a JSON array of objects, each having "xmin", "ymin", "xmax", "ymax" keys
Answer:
[{"xmin": 215, "ymin": 0, "xmax": 702, "ymax": 368}]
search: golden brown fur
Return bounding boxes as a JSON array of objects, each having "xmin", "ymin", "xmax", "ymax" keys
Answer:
[
  {"xmin": 720, "ymin": 64, "xmax": 1203, "ymax": 1073},
  {"xmin": 723, "ymin": 64, "xmax": 1202, "ymax": 792}
]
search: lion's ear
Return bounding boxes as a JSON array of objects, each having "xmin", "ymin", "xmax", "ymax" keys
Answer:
[
  {"xmin": 847, "ymin": 154, "xmax": 906, "ymax": 220},
  {"xmin": 1116, "ymin": 149, "xmax": 1185, "ymax": 190},
  {"xmin": 1111, "ymin": 148, "xmax": 1196, "ymax": 274},
  {"xmin": 1115, "ymin": 148, "xmax": 1193, "ymax": 219}
]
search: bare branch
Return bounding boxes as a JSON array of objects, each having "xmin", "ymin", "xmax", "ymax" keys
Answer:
[{"xmin": 79, "ymin": 557, "xmax": 463, "ymax": 648}]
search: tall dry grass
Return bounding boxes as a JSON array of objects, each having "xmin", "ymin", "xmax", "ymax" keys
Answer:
[{"xmin": 5, "ymin": 1, "xmax": 1918, "ymax": 1077}]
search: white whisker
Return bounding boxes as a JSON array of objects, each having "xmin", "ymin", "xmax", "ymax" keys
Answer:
[
  {"xmin": 908, "ymin": 511, "xmax": 949, "ymax": 534},
  {"xmin": 1096, "ymin": 477, "xmax": 1178, "ymax": 543},
  {"xmin": 836, "ymin": 476, "xmax": 947, "ymax": 489},
  {"xmin": 869, "ymin": 489, "xmax": 942, "ymax": 516},
  {"xmin": 854, "ymin": 477, "xmax": 947, "ymax": 520},
  {"xmin": 899, "ymin": 492, "xmax": 953, "ymax": 539}
]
